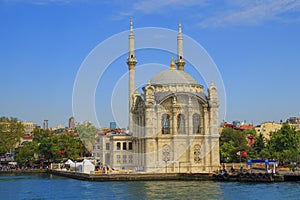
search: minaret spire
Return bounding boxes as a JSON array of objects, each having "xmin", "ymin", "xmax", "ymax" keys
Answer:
[
  {"xmin": 128, "ymin": 18, "xmax": 135, "ymax": 59},
  {"xmin": 130, "ymin": 17, "xmax": 133, "ymax": 32},
  {"xmin": 126, "ymin": 18, "xmax": 137, "ymax": 133},
  {"xmin": 176, "ymin": 22, "xmax": 186, "ymax": 70}
]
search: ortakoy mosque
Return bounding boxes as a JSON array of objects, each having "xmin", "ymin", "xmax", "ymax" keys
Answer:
[{"xmin": 98, "ymin": 20, "xmax": 220, "ymax": 173}]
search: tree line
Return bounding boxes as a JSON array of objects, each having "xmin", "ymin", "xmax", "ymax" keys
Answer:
[
  {"xmin": 220, "ymin": 123, "xmax": 300, "ymax": 166},
  {"xmin": 0, "ymin": 117, "xmax": 99, "ymax": 167},
  {"xmin": 14, "ymin": 128, "xmax": 88, "ymax": 167},
  {"xmin": 0, "ymin": 117, "xmax": 24, "ymax": 156}
]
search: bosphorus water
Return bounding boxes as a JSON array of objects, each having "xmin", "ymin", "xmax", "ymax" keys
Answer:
[{"xmin": 1, "ymin": 173, "xmax": 300, "ymax": 200}]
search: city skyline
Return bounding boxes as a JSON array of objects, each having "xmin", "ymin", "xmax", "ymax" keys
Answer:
[{"xmin": 1, "ymin": 0, "xmax": 300, "ymax": 128}]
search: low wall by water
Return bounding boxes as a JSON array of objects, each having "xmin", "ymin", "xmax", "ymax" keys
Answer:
[
  {"xmin": 0, "ymin": 169, "xmax": 46, "ymax": 174},
  {"xmin": 47, "ymin": 169, "xmax": 300, "ymax": 182},
  {"xmin": 48, "ymin": 169, "xmax": 211, "ymax": 181}
]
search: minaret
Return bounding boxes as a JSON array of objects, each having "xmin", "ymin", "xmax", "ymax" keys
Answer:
[
  {"xmin": 175, "ymin": 22, "xmax": 186, "ymax": 70},
  {"xmin": 126, "ymin": 18, "xmax": 137, "ymax": 133},
  {"xmin": 208, "ymin": 81, "xmax": 219, "ymax": 136}
]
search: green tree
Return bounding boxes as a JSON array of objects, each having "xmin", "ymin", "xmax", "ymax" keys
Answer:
[
  {"xmin": 252, "ymin": 133, "xmax": 266, "ymax": 156},
  {"xmin": 0, "ymin": 117, "xmax": 24, "ymax": 154},
  {"xmin": 15, "ymin": 127, "xmax": 88, "ymax": 164},
  {"xmin": 220, "ymin": 127, "xmax": 248, "ymax": 163},
  {"xmin": 14, "ymin": 141, "xmax": 39, "ymax": 166},
  {"xmin": 267, "ymin": 123, "xmax": 300, "ymax": 162},
  {"xmin": 244, "ymin": 129, "xmax": 257, "ymax": 137},
  {"xmin": 220, "ymin": 140, "xmax": 235, "ymax": 163},
  {"xmin": 32, "ymin": 127, "xmax": 53, "ymax": 143},
  {"xmin": 32, "ymin": 128, "xmax": 56, "ymax": 162},
  {"xmin": 53, "ymin": 134, "xmax": 87, "ymax": 161},
  {"xmin": 75, "ymin": 122, "xmax": 98, "ymax": 150},
  {"xmin": 0, "ymin": 146, "xmax": 6, "ymax": 156}
]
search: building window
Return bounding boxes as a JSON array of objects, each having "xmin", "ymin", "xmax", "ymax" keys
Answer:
[
  {"xmin": 193, "ymin": 113, "xmax": 201, "ymax": 134},
  {"xmin": 162, "ymin": 114, "xmax": 170, "ymax": 134},
  {"xmin": 177, "ymin": 114, "xmax": 186, "ymax": 134},
  {"xmin": 117, "ymin": 155, "xmax": 121, "ymax": 164},
  {"xmin": 97, "ymin": 145, "xmax": 101, "ymax": 149},
  {"xmin": 93, "ymin": 146, "xmax": 96, "ymax": 150},
  {"xmin": 117, "ymin": 142, "xmax": 121, "ymax": 150},
  {"xmin": 128, "ymin": 142, "xmax": 133, "ymax": 150},
  {"xmin": 194, "ymin": 144, "xmax": 201, "ymax": 164},
  {"xmin": 123, "ymin": 142, "xmax": 127, "ymax": 150},
  {"xmin": 123, "ymin": 155, "xmax": 127, "ymax": 164},
  {"xmin": 106, "ymin": 143, "xmax": 110, "ymax": 150},
  {"xmin": 129, "ymin": 155, "xmax": 133, "ymax": 163}
]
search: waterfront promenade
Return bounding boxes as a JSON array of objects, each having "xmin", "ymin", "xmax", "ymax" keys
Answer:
[
  {"xmin": 2, "ymin": 167, "xmax": 300, "ymax": 183},
  {"xmin": 47, "ymin": 168, "xmax": 300, "ymax": 182},
  {"xmin": 48, "ymin": 169, "xmax": 211, "ymax": 181}
]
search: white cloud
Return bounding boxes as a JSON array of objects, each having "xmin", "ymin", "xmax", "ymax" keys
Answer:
[
  {"xmin": 199, "ymin": 0, "xmax": 300, "ymax": 27},
  {"xmin": 132, "ymin": 0, "xmax": 207, "ymax": 14},
  {"xmin": 152, "ymin": 33, "xmax": 167, "ymax": 39},
  {"xmin": 111, "ymin": 0, "xmax": 207, "ymax": 20},
  {"xmin": 112, "ymin": 0, "xmax": 300, "ymax": 27},
  {"xmin": 1, "ymin": 0, "xmax": 83, "ymax": 5},
  {"xmin": 4, "ymin": 0, "xmax": 300, "ymax": 27}
]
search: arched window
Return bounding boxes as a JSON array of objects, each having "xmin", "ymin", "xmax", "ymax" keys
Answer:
[
  {"xmin": 194, "ymin": 144, "xmax": 201, "ymax": 164},
  {"xmin": 193, "ymin": 113, "xmax": 201, "ymax": 134},
  {"xmin": 162, "ymin": 114, "xmax": 170, "ymax": 134},
  {"xmin": 177, "ymin": 114, "xmax": 185, "ymax": 134}
]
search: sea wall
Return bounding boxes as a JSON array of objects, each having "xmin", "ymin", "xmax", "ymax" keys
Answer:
[{"xmin": 47, "ymin": 169, "xmax": 211, "ymax": 181}]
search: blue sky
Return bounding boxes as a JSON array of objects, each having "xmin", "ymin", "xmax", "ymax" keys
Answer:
[{"xmin": 1, "ymin": 0, "xmax": 300, "ymax": 128}]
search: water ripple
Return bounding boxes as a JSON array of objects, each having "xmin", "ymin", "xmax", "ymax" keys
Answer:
[{"xmin": 1, "ymin": 174, "xmax": 300, "ymax": 200}]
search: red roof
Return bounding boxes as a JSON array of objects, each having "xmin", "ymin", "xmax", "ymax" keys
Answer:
[{"xmin": 22, "ymin": 136, "xmax": 33, "ymax": 140}]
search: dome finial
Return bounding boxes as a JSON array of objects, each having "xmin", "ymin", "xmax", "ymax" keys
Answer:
[{"xmin": 170, "ymin": 56, "xmax": 175, "ymax": 70}]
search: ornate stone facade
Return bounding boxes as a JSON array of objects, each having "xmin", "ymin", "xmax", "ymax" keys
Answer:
[{"xmin": 126, "ymin": 20, "xmax": 220, "ymax": 173}]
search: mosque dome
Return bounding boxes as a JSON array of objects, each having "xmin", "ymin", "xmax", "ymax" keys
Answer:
[{"xmin": 150, "ymin": 69, "xmax": 198, "ymax": 85}]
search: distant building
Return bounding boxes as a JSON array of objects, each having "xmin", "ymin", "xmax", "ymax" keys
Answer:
[
  {"xmin": 287, "ymin": 117, "xmax": 300, "ymax": 131},
  {"xmin": 43, "ymin": 120, "xmax": 48, "ymax": 130},
  {"xmin": 19, "ymin": 135, "xmax": 33, "ymax": 147},
  {"xmin": 92, "ymin": 134, "xmax": 102, "ymax": 158},
  {"xmin": 21, "ymin": 121, "xmax": 35, "ymax": 136},
  {"xmin": 223, "ymin": 121, "xmax": 254, "ymax": 131},
  {"xmin": 232, "ymin": 120, "xmax": 241, "ymax": 127},
  {"xmin": 110, "ymin": 122, "xmax": 117, "ymax": 129},
  {"xmin": 51, "ymin": 124, "xmax": 65, "ymax": 132},
  {"xmin": 92, "ymin": 132, "xmax": 134, "ymax": 170},
  {"xmin": 239, "ymin": 124, "xmax": 254, "ymax": 131},
  {"xmin": 92, "ymin": 125, "xmax": 124, "ymax": 159},
  {"xmin": 69, "ymin": 117, "xmax": 75, "ymax": 129},
  {"xmin": 255, "ymin": 122, "xmax": 282, "ymax": 139}
]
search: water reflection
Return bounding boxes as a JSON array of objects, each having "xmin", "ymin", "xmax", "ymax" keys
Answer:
[
  {"xmin": 141, "ymin": 181, "xmax": 223, "ymax": 199},
  {"xmin": 2, "ymin": 174, "xmax": 300, "ymax": 200}
]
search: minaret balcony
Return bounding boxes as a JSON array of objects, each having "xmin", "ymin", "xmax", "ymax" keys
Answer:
[{"xmin": 127, "ymin": 57, "xmax": 138, "ymax": 69}]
